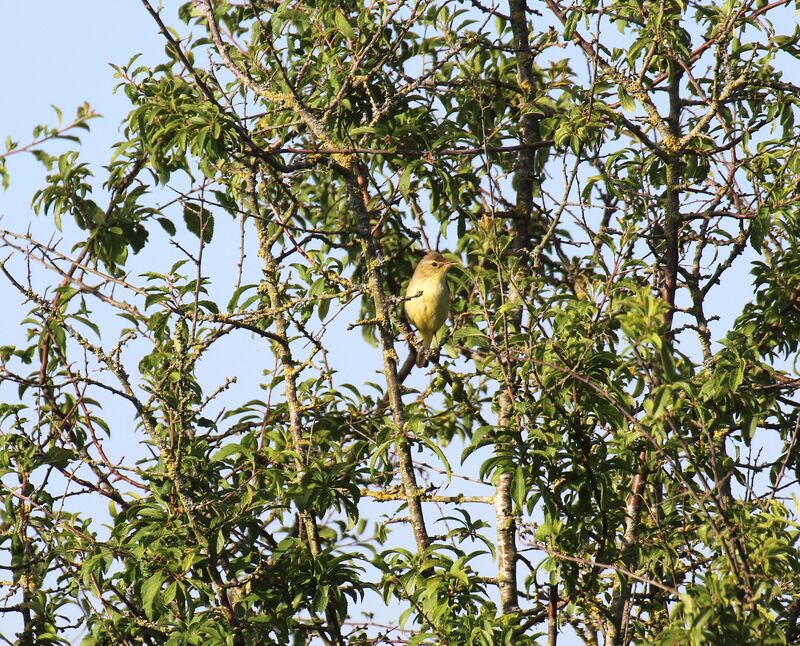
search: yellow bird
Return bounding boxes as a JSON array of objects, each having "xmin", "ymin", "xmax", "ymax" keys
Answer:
[{"xmin": 404, "ymin": 251, "xmax": 456, "ymax": 367}]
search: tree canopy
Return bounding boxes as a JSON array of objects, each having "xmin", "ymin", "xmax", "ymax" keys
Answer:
[{"xmin": 2, "ymin": 0, "xmax": 800, "ymax": 644}]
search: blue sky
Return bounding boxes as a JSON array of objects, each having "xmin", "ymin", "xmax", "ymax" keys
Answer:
[{"xmin": 1, "ymin": 4, "xmax": 164, "ymax": 164}]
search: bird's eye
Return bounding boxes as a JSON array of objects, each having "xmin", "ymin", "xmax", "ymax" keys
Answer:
[{"xmin": 431, "ymin": 262, "xmax": 439, "ymax": 267}]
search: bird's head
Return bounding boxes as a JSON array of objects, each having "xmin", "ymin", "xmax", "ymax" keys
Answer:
[{"xmin": 414, "ymin": 251, "xmax": 457, "ymax": 279}]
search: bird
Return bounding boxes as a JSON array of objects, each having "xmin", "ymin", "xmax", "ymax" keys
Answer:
[{"xmin": 404, "ymin": 251, "xmax": 456, "ymax": 367}]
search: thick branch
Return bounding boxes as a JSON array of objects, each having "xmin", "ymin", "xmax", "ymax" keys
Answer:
[
  {"xmin": 350, "ymin": 164, "xmax": 431, "ymax": 553},
  {"xmin": 494, "ymin": 471, "xmax": 518, "ymax": 613}
]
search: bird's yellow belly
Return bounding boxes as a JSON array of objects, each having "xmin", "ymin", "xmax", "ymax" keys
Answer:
[{"xmin": 406, "ymin": 283, "xmax": 448, "ymax": 342}]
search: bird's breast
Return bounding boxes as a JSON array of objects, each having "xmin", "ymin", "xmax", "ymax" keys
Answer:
[{"xmin": 405, "ymin": 279, "xmax": 449, "ymax": 338}]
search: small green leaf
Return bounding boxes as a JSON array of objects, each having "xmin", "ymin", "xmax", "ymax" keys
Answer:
[
  {"xmin": 749, "ymin": 208, "xmax": 770, "ymax": 250},
  {"xmin": 617, "ymin": 86, "xmax": 636, "ymax": 113},
  {"xmin": 512, "ymin": 466, "xmax": 526, "ymax": 511},
  {"xmin": 157, "ymin": 217, "xmax": 176, "ymax": 236},
  {"xmin": 398, "ymin": 164, "xmax": 413, "ymax": 198},
  {"xmin": 334, "ymin": 10, "xmax": 354, "ymax": 40},
  {"xmin": 211, "ymin": 443, "xmax": 242, "ymax": 462},
  {"xmin": 141, "ymin": 571, "xmax": 163, "ymax": 620},
  {"xmin": 183, "ymin": 203, "xmax": 214, "ymax": 243}
]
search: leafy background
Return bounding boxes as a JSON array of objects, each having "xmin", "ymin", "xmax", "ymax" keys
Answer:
[{"xmin": 2, "ymin": 1, "xmax": 800, "ymax": 645}]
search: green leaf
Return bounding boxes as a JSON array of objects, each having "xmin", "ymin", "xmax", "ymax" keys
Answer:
[
  {"xmin": 141, "ymin": 571, "xmax": 163, "ymax": 620},
  {"xmin": 183, "ymin": 202, "xmax": 214, "ymax": 243},
  {"xmin": 417, "ymin": 435, "xmax": 452, "ymax": 484},
  {"xmin": 398, "ymin": 164, "xmax": 414, "ymax": 198},
  {"xmin": 512, "ymin": 466, "xmax": 526, "ymax": 511},
  {"xmin": 749, "ymin": 208, "xmax": 770, "ymax": 250},
  {"xmin": 334, "ymin": 10, "xmax": 355, "ymax": 40},
  {"xmin": 211, "ymin": 443, "xmax": 242, "ymax": 462},
  {"xmin": 157, "ymin": 217, "xmax": 176, "ymax": 236},
  {"xmin": 617, "ymin": 86, "xmax": 636, "ymax": 113}
]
